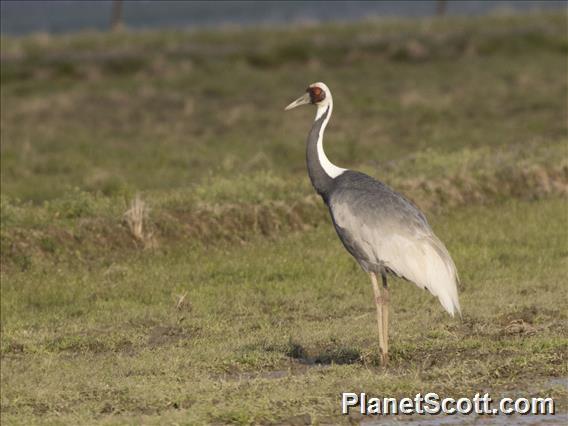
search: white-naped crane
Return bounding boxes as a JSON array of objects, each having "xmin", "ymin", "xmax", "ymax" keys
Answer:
[{"xmin": 285, "ymin": 82, "xmax": 461, "ymax": 365}]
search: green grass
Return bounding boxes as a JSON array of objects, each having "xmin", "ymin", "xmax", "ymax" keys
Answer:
[
  {"xmin": 1, "ymin": 11, "xmax": 567, "ymax": 425},
  {"xmin": 1, "ymin": 198, "xmax": 567, "ymax": 424}
]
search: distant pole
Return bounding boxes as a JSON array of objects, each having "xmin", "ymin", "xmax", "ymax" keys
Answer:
[
  {"xmin": 111, "ymin": 0, "xmax": 124, "ymax": 31},
  {"xmin": 436, "ymin": 0, "xmax": 447, "ymax": 16}
]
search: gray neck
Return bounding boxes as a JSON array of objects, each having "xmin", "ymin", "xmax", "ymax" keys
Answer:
[{"xmin": 306, "ymin": 107, "xmax": 334, "ymax": 199}]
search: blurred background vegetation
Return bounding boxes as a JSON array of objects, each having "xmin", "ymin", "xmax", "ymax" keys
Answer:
[{"xmin": 1, "ymin": 8, "xmax": 566, "ymax": 256}]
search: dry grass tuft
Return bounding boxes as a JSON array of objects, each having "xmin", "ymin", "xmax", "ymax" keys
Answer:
[
  {"xmin": 175, "ymin": 292, "xmax": 190, "ymax": 311},
  {"xmin": 504, "ymin": 319, "xmax": 537, "ymax": 336},
  {"xmin": 123, "ymin": 194, "xmax": 155, "ymax": 248}
]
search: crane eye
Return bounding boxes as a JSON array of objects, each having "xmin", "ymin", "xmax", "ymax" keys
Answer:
[{"xmin": 307, "ymin": 86, "xmax": 326, "ymax": 103}]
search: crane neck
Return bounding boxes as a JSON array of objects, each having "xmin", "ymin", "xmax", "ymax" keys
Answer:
[{"xmin": 306, "ymin": 102, "xmax": 346, "ymax": 200}]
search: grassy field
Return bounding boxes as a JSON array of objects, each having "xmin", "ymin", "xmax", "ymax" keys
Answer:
[{"xmin": 1, "ymin": 12, "xmax": 567, "ymax": 425}]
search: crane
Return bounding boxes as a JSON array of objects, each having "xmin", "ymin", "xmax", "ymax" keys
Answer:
[{"xmin": 285, "ymin": 82, "xmax": 461, "ymax": 365}]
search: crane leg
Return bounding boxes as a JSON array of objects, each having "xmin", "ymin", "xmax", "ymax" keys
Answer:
[
  {"xmin": 381, "ymin": 271, "xmax": 389, "ymax": 364},
  {"xmin": 370, "ymin": 272, "xmax": 389, "ymax": 365}
]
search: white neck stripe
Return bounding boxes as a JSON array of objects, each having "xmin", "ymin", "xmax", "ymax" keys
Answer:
[{"xmin": 316, "ymin": 103, "xmax": 346, "ymax": 179}]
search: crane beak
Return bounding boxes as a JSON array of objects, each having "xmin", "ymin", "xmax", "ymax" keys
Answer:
[{"xmin": 285, "ymin": 93, "xmax": 310, "ymax": 111}]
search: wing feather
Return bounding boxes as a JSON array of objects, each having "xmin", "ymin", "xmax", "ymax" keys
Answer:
[{"xmin": 329, "ymin": 175, "xmax": 461, "ymax": 316}]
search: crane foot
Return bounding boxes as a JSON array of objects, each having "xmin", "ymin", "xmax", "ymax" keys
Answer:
[{"xmin": 380, "ymin": 351, "xmax": 389, "ymax": 366}]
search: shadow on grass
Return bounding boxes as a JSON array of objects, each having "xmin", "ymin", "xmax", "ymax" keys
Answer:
[{"xmin": 286, "ymin": 342, "xmax": 362, "ymax": 365}]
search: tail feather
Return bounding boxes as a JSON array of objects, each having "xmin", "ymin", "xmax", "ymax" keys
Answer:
[
  {"xmin": 379, "ymin": 232, "xmax": 461, "ymax": 317},
  {"xmin": 422, "ymin": 235, "xmax": 461, "ymax": 316}
]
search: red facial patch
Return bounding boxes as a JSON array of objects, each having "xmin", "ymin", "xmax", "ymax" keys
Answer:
[{"xmin": 307, "ymin": 86, "xmax": 326, "ymax": 104}]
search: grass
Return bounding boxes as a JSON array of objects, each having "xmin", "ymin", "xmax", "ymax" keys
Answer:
[
  {"xmin": 1, "ymin": 11, "xmax": 567, "ymax": 425},
  {"xmin": 1, "ymin": 13, "xmax": 566, "ymax": 201},
  {"xmin": 1, "ymin": 199, "xmax": 567, "ymax": 424}
]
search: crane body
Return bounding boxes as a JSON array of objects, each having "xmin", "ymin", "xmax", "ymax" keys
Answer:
[{"xmin": 285, "ymin": 82, "xmax": 461, "ymax": 364}]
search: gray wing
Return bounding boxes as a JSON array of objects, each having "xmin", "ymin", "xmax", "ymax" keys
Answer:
[
  {"xmin": 329, "ymin": 171, "xmax": 461, "ymax": 316},
  {"xmin": 329, "ymin": 171, "xmax": 431, "ymax": 273}
]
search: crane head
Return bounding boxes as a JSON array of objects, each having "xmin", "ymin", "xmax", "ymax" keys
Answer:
[{"xmin": 285, "ymin": 82, "xmax": 330, "ymax": 111}]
